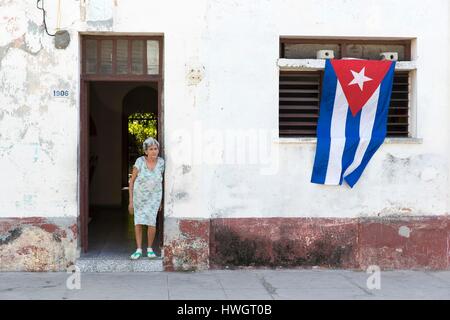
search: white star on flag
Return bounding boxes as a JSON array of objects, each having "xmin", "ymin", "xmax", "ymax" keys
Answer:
[{"xmin": 348, "ymin": 67, "xmax": 372, "ymax": 90}]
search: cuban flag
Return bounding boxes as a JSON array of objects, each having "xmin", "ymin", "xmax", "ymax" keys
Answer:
[{"xmin": 311, "ymin": 59, "xmax": 396, "ymax": 187}]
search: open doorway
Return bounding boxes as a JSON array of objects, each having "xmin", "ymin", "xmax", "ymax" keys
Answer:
[
  {"xmin": 79, "ymin": 35, "xmax": 164, "ymax": 258},
  {"xmin": 85, "ymin": 82, "xmax": 163, "ymax": 257}
]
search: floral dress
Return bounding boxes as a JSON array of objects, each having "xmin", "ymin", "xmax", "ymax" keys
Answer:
[{"xmin": 132, "ymin": 156, "xmax": 165, "ymax": 226}]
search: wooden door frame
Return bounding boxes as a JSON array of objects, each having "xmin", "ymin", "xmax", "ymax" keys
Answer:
[
  {"xmin": 79, "ymin": 35, "xmax": 164, "ymax": 253},
  {"xmin": 80, "ymin": 80, "xmax": 90, "ymax": 253}
]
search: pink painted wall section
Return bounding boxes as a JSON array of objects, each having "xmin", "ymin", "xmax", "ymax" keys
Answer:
[
  {"xmin": 210, "ymin": 218, "xmax": 359, "ymax": 269},
  {"xmin": 163, "ymin": 219, "xmax": 210, "ymax": 271},
  {"xmin": 207, "ymin": 217, "xmax": 450, "ymax": 270},
  {"xmin": 0, "ymin": 217, "xmax": 78, "ymax": 271},
  {"xmin": 357, "ymin": 217, "xmax": 450, "ymax": 270},
  {"xmin": 2, "ymin": 216, "xmax": 448, "ymax": 271}
]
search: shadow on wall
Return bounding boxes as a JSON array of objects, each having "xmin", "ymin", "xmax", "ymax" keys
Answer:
[{"xmin": 210, "ymin": 223, "xmax": 355, "ymax": 269}]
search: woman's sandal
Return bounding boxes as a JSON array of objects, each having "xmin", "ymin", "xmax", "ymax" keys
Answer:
[
  {"xmin": 130, "ymin": 250, "xmax": 142, "ymax": 260},
  {"xmin": 147, "ymin": 249, "xmax": 157, "ymax": 259}
]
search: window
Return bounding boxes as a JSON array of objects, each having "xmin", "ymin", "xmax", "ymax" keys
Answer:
[
  {"xmin": 279, "ymin": 39, "xmax": 412, "ymax": 138},
  {"xmin": 82, "ymin": 36, "xmax": 162, "ymax": 79}
]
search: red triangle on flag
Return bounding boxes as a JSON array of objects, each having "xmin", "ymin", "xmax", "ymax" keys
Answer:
[{"xmin": 330, "ymin": 60, "xmax": 393, "ymax": 116}]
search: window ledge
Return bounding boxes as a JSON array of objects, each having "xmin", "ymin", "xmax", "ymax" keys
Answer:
[
  {"xmin": 278, "ymin": 58, "xmax": 417, "ymax": 71},
  {"xmin": 274, "ymin": 137, "xmax": 423, "ymax": 144}
]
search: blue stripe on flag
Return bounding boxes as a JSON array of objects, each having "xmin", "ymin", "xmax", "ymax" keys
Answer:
[
  {"xmin": 344, "ymin": 62, "xmax": 396, "ymax": 187},
  {"xmin": 339, "ymin": 109, "xmax": 361, "ymax": 185},
  {"xmin": 311, "ymin": 60, "xmax": 338, "ymax": 184}
]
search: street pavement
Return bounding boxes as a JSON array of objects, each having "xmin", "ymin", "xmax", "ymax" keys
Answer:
[{"xmin": 0, "ymin": 269, "xmax": 449, "ymax": 300}]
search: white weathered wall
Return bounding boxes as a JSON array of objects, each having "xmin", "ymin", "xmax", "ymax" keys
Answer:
[
  {"xmin": 447, "ymin": 1, "xmax": 450, "ymax": 217},
  {"xmin": 168, "ymin": 0, "xmax": 450, "ymax": 219},
  {"xmin": 0, "ymin": 0, "xmax": 81, "ymax": 218},
  {"xmin": 0, "ymin": 0, "xmax": 448, "ymax": 222}
]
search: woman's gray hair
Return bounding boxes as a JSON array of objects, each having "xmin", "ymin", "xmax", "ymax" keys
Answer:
[{"xmin": 143, "ymin": 137, "xmax": 160, "ymax": 152}]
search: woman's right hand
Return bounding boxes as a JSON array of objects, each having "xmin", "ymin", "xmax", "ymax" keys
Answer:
[{"xmin": 128, "ymin": 203, "xmax": 134, "ymax": 215}]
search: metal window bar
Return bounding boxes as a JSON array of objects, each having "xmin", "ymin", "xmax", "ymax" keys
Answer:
[{"xmin": 279, "ymin": 71, "xmax": 410, "ymax": 137}]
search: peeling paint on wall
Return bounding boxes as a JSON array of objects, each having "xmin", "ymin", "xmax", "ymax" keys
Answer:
[
  {"xmin": 210, "ymin": 216, "xmax": 450, "ymax": 270},
  {"xmin": 181, "ymin": 165, "xmax": 191, "ymax": 175},
  {"xmin": 164, "ymin": 218, "xmax": 210, "ymax": 271},
  {"xmin": 0, "ymin": 218, "xmax": 78, "ymax": 271},
  {"xmin": 399, "ymin": 226, "xmax": 411, "ymax": 238}
]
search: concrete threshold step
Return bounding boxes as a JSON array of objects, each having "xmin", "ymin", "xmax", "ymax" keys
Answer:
[{"xmin": 76, "ymin": 254, "xmax": 163, "ymax": 272}]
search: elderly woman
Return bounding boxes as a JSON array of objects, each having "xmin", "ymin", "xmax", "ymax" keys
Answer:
[{"xmin": 128, "ymin": 137, "xmax": 165, "ymax": 259}]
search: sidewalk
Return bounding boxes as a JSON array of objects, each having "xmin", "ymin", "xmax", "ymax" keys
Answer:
[{"xmin": 0, "ymin": 269, "xmax": 449, "ymax": 300}]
